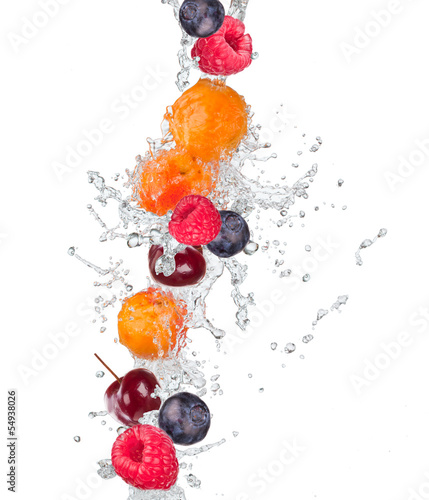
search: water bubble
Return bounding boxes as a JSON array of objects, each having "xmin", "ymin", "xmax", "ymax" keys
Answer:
[
  {"xmin": 243, "ymin": 241, "xmax": 259, "ymax": 255},
  {"xmin": 186, "ymin": 474, "xmax": 201, "ymax": 489},
  {"xmin": 73, "ymin": 436, "xmax": 81, "ymax": 442},
  {"xmin": 248, "ymin": 373, "xmax": 253, "ymax": 378},
  {"xmin": 68, "ymin": 247, "xmax": 76, "ymax": 256},
  {"xmin": 126, "ymin": 285, "xmax": 133, "ymax": 292},
  {"xmin": 96, "ymin": 371, "xmax": 105, "ymax": 378},
  {"xmin": 299, "ymin": 211, "xmax": 305, "ymax": 218},
  {"xmin": 302, "ymin": 334, "xmax": 314, "ymax": 344},
  {"xmin": 338, "ymin": 179, "xmax": 344, "ymax": 187},
  {"xmin": 280, "ymin": 269, "xmax": 292, "ymax": 278},
  {"xmin": 378, "ymin": 228, "xmax": 388, "ymax": 238},
  {"xmin": 127, "ymin": 233, "xmax": 144, "ymax": 248},
  {"xmin": 271, "ymin": 342, "xmax": 278, "ymax": 350},
  {"xmin": 302, "ymin": 274, "xmax": 311, "ymax": 282},
  {"xmin": 117, "ymin": 427, "xmax": 128, "ymax": 435},
  {"xmin": 305, "ymin": 245, "xmax": 311, "ymax": 252},
  {"xmin": 251, "ymin": 52, "xmax": 259, "ymax": 60},
  {"xmin": 342, "ymin": 205, "xmax": 347, "ymax": 210},
  {"xmin": 259, "ymin": 388, "xmax": 264, "ymax": 393},
  {"xmin": 285, "ymin": 343, "xmax": 296, "ymax": 353},
  {"xmin": 101, "ymin": 420, "xmax": 106, "ymax": 425},
  {"xmin": 280, "ymin": 210, "xmax": 288, "ymax": 217},
  {"xmin": 88, "ymin": 412, "xmax": 96, "ymax": 419}
]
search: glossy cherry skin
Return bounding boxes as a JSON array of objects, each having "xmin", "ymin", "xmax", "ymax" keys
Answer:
[
  {"xmin": 105, "ymin": 368, "xmax": 161, "ymax": 427},
  {"xmin": 148, "ymin": 245, "xmax": 206, "ymax": 287}
]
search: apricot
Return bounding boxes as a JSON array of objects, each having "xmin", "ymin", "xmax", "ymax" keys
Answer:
[
  {"xmin": 165, "ymin": 78, "xmax": 248, "ymax": 163},
  {"xmin": 135, "ymin": 146, "xmax": 218, "ymax": 216},
  {"xmin": 118, "ymin": 288, "xmax": 187, "ymax": 359}
]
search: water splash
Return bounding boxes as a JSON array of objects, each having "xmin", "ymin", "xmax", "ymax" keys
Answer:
[{"xmin": 355, "ymin": 228, "xmax": 388, "ymax": 266}]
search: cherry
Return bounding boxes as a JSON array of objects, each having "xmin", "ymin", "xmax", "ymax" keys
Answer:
[
  {"xmin": 96, "ymin": 355, "xmax": 161, "ymax": 427},
  {"xmin": 148, "ymin": 245, "xmax": 206, "ymax": 287}
]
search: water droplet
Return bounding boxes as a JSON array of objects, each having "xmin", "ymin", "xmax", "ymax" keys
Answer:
[
  {"xmin": 305, "ymin": 245, "xmax": 311, "ymax": 252},
  {"xmin": 127, "ymin": 233, "xmax": 144, "ymax": 248},
  {"xmin": 259, "ymin": 388, "xmax": 264, "ymax": 393},
  {"xmin": 243, "ymin": 241, "xmax": 259, "ymax": 255},
  {"xmin": 68, "ymin": 247, "xmax": 76, "ymax": 256},
  {"xmin": 96, "ymin": 371, "xmax": 105, "ymax": 378},
  {"xmin": 126, "ymin": 285, "xmax": 133, "ymax": 292},
  {"xmin": 299, "ymin": 211, "xmax": 305, "ymax": 218},
  {"xmin": 233, "ymin": 431, "xmax": 239, "ymax": 437},
  {"xmin": 280, "ymin": 269, "xmax": 292, "ymax": 278},
  {"xmin": 271, "ymin": 342, "xmax": 278, "ymax": 350},
  {"xmin": 251, "ymin": 52, "xmax": 259, "ymax": 60},
  {"xmin": 285, "ymin": 343, "xmax": 296, "ymax": 353},
  {"xmin": 302, "ymin": 334, "xmax": 314, "ymax": 344},
  {"xmin": 338, "ymin": 179, "xmax": 344, "ymax": 187},
  {"xmin": 117, "ymin": 427, "xmax": 128, "ymax": 435},
  {"xmin": 302, "ymin": 274, "xmax": 311, "ymax": 282},
  {"xmin": 73, "ymin": 436, "xmax": 81, "ymax": 442}
]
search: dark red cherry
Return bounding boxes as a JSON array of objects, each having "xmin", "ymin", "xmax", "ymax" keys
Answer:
[
  {"xmin": 148, "ymin": 245, "xmax": 206, "ymax": 287},
  {"xmin": 105, "ymin": 368, "xmax": 161, "ymax": 427}
]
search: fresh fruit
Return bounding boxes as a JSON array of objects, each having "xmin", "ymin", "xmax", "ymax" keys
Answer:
[
  {"xmin": 191, "ymin": 16, "xmax": 253, "ymax": 76},
  {"xmin": 134, "ymin": 146, "xmax": 218, "ymax": 216},
  {"xmin": 111, "ymin": 425, "xmax": 179, "ymax": 490},
  {"xmin": 158, "ymin": 392, "xmax": 211, "ymax": 446},
  {"xmin": 169, "ymin": 195, "xmax": 221, "ymax": 246},
  {"xmin": 207, "ymin": 210, "xmax": 250, "ymax": 258},
  {"xmin": 179, "ymin": 0, "xmax": 225, "ymax": 38},
  {"xmin": 118, "ymin": 288, "xmax": 187, "ymax": 359},
  {"xmin": 165, "ymin": 78, "xmax": 248, "ymax": 162},
  {"xmin": 149, "ymin": 245, "xmax": 206, "ymax": 287},
  {"xmin": 105, "ymin": 368, "xmax": 161, "ymax": 427}
]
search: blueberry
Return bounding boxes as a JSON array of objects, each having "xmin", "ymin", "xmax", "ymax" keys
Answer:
[
  {"xmin": 207, "ymin": 211, "xmax": 250, "ymax": 258},
  {"xmin": 179, "ymin": 0, "xmax": 225, "ymax": 38},
  {"xmin": 158, "ymin": 392, "xmax": 211, "ymax": 446}
]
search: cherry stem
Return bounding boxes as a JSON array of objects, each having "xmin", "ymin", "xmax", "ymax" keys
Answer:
[{"xmin": 94, "ymin": 353, "xmax": 121, "ymax": 384}]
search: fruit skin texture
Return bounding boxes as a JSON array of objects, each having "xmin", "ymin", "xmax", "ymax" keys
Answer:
[
  {"xmin": 134, "ymin": 146, "xmax": 218, "ymax": 216},
  {"xmin": 105, "ymin": 369, "xmax": 161, "ymax": 427},
  {"xmin": 207, "ymin": 210, "xmax": 250, "ymax": 258},
  {"xmin": 179, "ymin": 0, "xmax": 225, "ymax": 38},
  {"xmin": 148, "ymin": 245, "xmax": 206, "ymax": 287},
  {"xmin": 169, "ymin": 195, "xmax": 221, "ymax": 246},
  {"xmin": 165, "ymin": 78, "xmax": 248, "ymax": 163},
  {"xmin": 191, "ymin": 16, "xmax": 253, "ymax": 76},
  {"xmin": 159, "ymin": 392, "xmax": 211, "ymax": 446},
  {"xmin": 111, "ymin": 425, "xmax": 179, "ymax": 490},
  {"xmin": 118, "ymin": 288, "xmax": 187, "ymax": 359}
]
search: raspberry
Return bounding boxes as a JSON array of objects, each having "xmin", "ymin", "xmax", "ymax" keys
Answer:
[
  {"xmin": 191, "ymin": 16, "xmax": 253, "ymax": 76},
  {"xmin": 111, "ymin": 425, "xmax": 179, "ymax": 490},
  {"xmin": 169, "ymin": 195, "xmax": 221, "ymax": 246}
]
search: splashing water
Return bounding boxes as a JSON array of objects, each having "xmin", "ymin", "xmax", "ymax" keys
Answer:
[
  {"xmin": 355, "ymin": 228, "xmax": 388, "ymax": 266},
  {"xmin": 67, "ymin": 1, "xmax": 355, "ymax": 499}
]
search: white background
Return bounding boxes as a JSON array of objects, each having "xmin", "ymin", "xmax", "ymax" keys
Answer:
[{"xmin": 1, "ymin": 1, "xmax": 429, "ymax": 499}]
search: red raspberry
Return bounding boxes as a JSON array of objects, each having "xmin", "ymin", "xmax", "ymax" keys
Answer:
[
  {"xmin": 169, "ymin": 195, "xmax": 221, "ymax": 246},
  {"xmin": 191, "ymin": 16, "xmax": 253, "ymax": 76},
  {"xmin": 111, "ymin": 425, "xmax": 179, "ymax": 490}
]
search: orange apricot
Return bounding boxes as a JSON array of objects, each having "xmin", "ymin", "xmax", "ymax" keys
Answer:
[
  {"xmin": 118, "ymin": 288, "xmax": 187, "ymax": 359},
  {"xmin": 165, "ymin": 78, "xmax": 248, "ymax": 163},
  {"xmin": 135, "ymin": 146, "xmax": 218, "ymax": 216}
]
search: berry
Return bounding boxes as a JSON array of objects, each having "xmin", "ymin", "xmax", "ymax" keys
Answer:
[
  {"xmin": 148, "ymin": 245, "xmax": 206, "ymax": 287},
  {"xmin": 207, "ymin": 211, "xmax": 250, "ymax": 258},
  {"xmin": 158, "ymin": 392, "xmax": 211, "ymax": 446},
  {"xmin": 165, "ymin": 78, "xmax": 248, "ymax": 162},
  {"xmin": 169, "ymin": 195, "xmax": 221, "ymax": 246},
  {"xmin": 133, "ymin": 146, "xmax": 218, "ymax": 216},
  {"xmin": 118, "ymin": 288, "xmax": 187, "ymax": 359},
  {"xmin": 191, "ymin": 16, "xmax": 253, "ymax": 76},
  {"xmin": 105, "ymin": 368, "xmax": 161, "ymax": 427},
  {"xmin": 179, "ymin": 0, "xmax": 225, "ymax": 38},
  {"xmin": 111, "ymin": 425, "xmax": 179, "ymax": 490}
]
